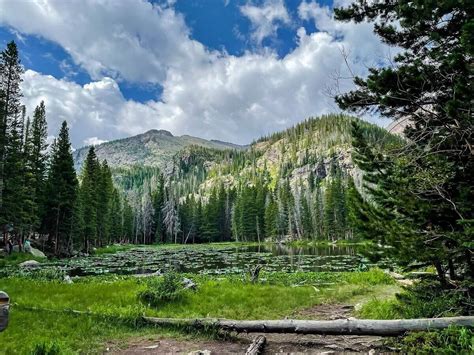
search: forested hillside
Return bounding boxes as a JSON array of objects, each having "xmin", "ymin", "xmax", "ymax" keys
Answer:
[{"xmin": 108, "ymin": 114, "xmax": 398, "ymax": 245}]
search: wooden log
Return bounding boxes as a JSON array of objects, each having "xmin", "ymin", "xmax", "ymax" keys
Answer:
[
  {"xmin": 143, "ymin": 316, "xmax": 474, "ymax": 336},
  {"xmin": 245, "ymin": 335, "xmax": 266, "ymax": 355}
]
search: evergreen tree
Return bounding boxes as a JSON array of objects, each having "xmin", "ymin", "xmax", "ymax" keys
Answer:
[
  {"xmin": 27, "ymin": 101, "xmax": 48, "ymax": 231},
  {"xmin": 79, "ymin": 146, "xmax": 100, "ymax": 251},
  {"xmin": 43, "ymin": 121, "xmax": 77, "ymax": 255},
  {"xmin": 335, "ymin": 0, "xmax": 474, "ymax": 283},
  {"xmin": 264, "ymin": 193, "xmax": 279, "ymax": 239},
  {"xmin": 152, "ymin": 174, "xmax": 165, "ymax": 243},
  {"xmin": 313, "ymin": 180, "xmax": 324, "ymax": 239},
  {"xmin": 300, "ymin": 190, "xmax": 313, "ymax": 239},
  {"xmin": 0, "ymin": 41, "xmax": 23, "ymax": 220},
  {"xmin": 2, "ymin": 107, "xmax": 27, "ymax": 239},
  {"xmin": 97, "ymin": 160, "xmax": 113, "ymax": 245}
]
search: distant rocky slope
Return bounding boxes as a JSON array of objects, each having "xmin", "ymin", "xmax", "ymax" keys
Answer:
[{"xmin": 73, "ymin": 129, "xmax": 245, "ymax": 172}]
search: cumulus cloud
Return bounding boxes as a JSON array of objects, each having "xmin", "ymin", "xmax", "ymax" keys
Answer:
[
  {"xmin": 4, "ymin": 0, "xmax": 393, "ymax": 148},
  {"xmin": 240, "ymin": 0, "xmax": 291, "ymax": 45},
  {"xmin": 0, "ymin": 0, "xmax": 205, "ymax": 83}
]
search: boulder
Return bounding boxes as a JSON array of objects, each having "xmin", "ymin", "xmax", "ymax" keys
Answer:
[
  {"xmin": 63, "ymin": 275, "xmax": 74, "ymax": 284},
  {"xmin": 182, "ymin": 277, "xmax": 197, "ymax": 290},
  {"xmin": 19, "ymin": 260, "xmax": 41, "ymax": 268},
  {"xmin": 30, "ymin": 247, "xmax": 46, "ymax": 258}
]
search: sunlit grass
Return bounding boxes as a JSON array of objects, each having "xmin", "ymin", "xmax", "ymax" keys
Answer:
[
  {"xmin": 0, "ymin": 269, "xmax": 395, "ymax": 353},
  {"xmin": 0, "ymin": 251, "xmax": 46, "ymax": 267}
]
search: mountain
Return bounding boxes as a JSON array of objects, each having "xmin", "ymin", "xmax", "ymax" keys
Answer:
[
  {"xmin": 73, "ymin": 129, "xmax": 245, "ymax": 172},
  {"xmin": 75, "ymin": 114, "xmax": 398, "ymax": 244},
  {"xmin": 170, "ymin": 114, "xmax": 394, "ymax": 195}
]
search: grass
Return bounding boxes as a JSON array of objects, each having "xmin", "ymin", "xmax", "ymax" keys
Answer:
[
  {"xmin": 0, "ymin": 269, "xmax": 394, "ymax": 353},
  {"xmin": 0, "ymin": 308, "xmax": 175, "ymax": 355},
  {"xmin": 0, "ymin": 252, "xmax": 46, "ymax": 267}
]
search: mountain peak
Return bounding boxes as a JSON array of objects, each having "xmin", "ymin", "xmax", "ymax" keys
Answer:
[{"xmin": 144, "ymin": 129, "xmax": 174, "ymax": 137}]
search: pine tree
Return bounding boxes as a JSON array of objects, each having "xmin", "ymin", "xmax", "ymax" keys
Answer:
[
  {"xmin": 3, "ymin": 107, "xmax": 27, "ymax": 239},
  {"xmin": 152, "ymin": 174, "xmax": 165, "ymax": 243},
  {"xmin": 0, "ymin": 41, "xmax": 23, "ymax": 221},
  {"xmin": 43, "ymin": 121, "xmax": 77, "ymax": 255},
  {"xmin": 264, "ymin": 193, "xmax": 278, "ymax": 239},
  {"xmin": 300, "ymin": 190, "xmax": 313, "ymax": 239},
  {"xmin": 97, "ymin": 160, "xmax": 113, "ymax": 245},
  {"xmin": 313, "ymin": 180, "xmax": 324, "ymax": 239},
  {"xmin": 28, "ymin": 101, "xmax": 48, "ymax": 231},
  {"xmin": 335, "ymin": 1, "xmax": 474, "ymax": 283},
  {"xmin": 79, "ymin": 146, "xmax": 100, "ymax": 251}
]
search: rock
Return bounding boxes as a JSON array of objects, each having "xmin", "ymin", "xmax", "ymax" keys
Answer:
[
  {"xmin": 182, "ymin": 277, "xmax": 197, "ymax": 290},
  {"xmin": 64, "ymin": 275, "xmax": 74, "ymax": 284},
  {"xmin": 19, "ymin": 260, "xmax": 41, "ymax": 268},
  {"xmin": 188, "ymin": 351, "xmax": 211, "ymax": 355},
  {"xmin": 142, "ymin": 344, "xmax": 159, "ymax": 349},
  {"xmin": 30, "ymin": 247, "xmax": 46, "ymax": 258}
]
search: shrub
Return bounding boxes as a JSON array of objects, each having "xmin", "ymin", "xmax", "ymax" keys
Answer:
[
  {"xmin": 399, "ymin": 326, "xmax": 474, "ymax": 354},
  {"xmin": 394, "ymin": 281, "xmax": 473, "ymax": 318},
  {"xmin": 31, "ymin": 341, "xmax": 64, "ymax": 355},
  {"xmin": 138, "ymin": 273, "xmax": 186, "ymax": 307}
]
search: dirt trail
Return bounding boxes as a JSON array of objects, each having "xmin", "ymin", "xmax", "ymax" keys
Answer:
[{"xmin": 109, "ymin": 304, "xmax": 395, "ymax": 354}]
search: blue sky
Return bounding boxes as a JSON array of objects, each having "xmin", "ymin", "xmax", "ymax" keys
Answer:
[{"xmin": 0, "ymin": 0, "xmax": 390, "ymax": 147}]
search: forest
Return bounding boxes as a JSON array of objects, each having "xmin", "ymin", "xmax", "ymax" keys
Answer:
[
  {"xmin": 0, "ymin": 0, "xmax": 473, "ymax": 353},
  {"xmin": 0, "ymin": 41, "xmax": 393, "ymax": 255}
]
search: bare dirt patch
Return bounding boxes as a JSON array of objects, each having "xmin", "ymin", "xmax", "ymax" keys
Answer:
[
  {"xmin": 107, "ymin": 336, "xmax": 248, "ymax": 354},
  {"xmin": 110, "ymin": 302, "xmax": 395, "ymax": 354}
]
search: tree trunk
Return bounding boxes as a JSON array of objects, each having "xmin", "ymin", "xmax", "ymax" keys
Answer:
[
  {"xmin": 465, "ymin": 249, "xmax": 474, "ymax": 279},
  {"xmin": 448, "ymin": 258, "xmax": 456, "ymax": 280},
  {"xmin": 246, "ymin": 335, "xmax": 266, "ymax": 355},
  {"xmin": 433, "ymin": 259, "xmax": 447, "ymax": 287},
  {"xmin": 143, "ymin": 316, "xmax": 474, "ymax": 336}
]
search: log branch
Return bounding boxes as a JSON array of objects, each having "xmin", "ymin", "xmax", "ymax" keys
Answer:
[{"xmin": 245, "ymin": 335, "xmax": 266, "ymax": 355}]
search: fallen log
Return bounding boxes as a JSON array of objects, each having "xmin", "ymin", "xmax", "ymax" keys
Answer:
[
  {"xmin": 143, "ymin": 316, "xmax": 474, "ymax": 336},
  {"xmin": 245, "ymin": 335, "xmax": 266, "ymax": 355}
]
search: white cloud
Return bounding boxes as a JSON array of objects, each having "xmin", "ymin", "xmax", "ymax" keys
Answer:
[
  {"xmin": 83, "ymin": 137, "xmax": 109, "ymax": 146},
  {"xmin": 5, "ymin": 0, "xmax": 394, "ymax": 148},
  {"xmin": 0, "ymin": 0, "xmax": 206, "ymax": 83},
  {"xmin": 240, "ymin": 0, "xmax": 291, "ymax": 45}
]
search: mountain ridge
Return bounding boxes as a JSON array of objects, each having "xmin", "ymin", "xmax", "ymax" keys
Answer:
[{"xmin": 73, "ymin": 129, "xmax": 245, "ymax": 172}]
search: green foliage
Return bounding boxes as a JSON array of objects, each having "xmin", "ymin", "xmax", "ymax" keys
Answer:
[
  {"xmin": 42, "ymin": 121, "xmax": 78, "ymax": 255},
  {"xmin": 398, "ymin": 327, "xmax": 474, "ymax": 355},
  {"xmin": 31, "ymin": 340, "xmax": 64, "ymax": 355},
  {"xmin": 138, "ymin": 273, "xmax": 186, "ymax": 307},
  {"xmin": 0, "ymin": 251, "xmax": 46, "ymax": 266},
  {"xmin": 335, "ymin": 0, "xmax": 474, "ymax": 285},
  {"xmin": 394, "ymin": 281, "xmax": 473, "ymax": 319}
]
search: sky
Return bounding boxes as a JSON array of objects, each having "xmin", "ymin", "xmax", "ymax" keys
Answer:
[{"xmin": 0, "ymin": 0, "xmax": 394, "ymax": 147}]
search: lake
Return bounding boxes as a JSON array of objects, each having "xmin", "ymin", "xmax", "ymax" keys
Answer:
[{"xmin": 32, "ymin": 243, "xmax": 387, "ymax": 276}]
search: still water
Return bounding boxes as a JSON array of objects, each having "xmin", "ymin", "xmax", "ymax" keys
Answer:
[{"xmin": 34, "ymin": 243, "xmax": 384, "ymax": 276}]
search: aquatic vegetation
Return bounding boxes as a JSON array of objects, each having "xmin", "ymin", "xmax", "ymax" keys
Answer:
[{"xmin": 2, "ymin": 244, "xmax": 392, "ymax": 278}]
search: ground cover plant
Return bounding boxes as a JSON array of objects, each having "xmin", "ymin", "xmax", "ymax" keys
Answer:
[{"xmin": 0, "ymin": 268, "xmax": 397, "ymax": 353}]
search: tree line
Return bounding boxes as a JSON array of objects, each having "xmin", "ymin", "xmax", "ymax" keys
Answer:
[
  {"xmin": 0, "ymin": 41, "xmax": 135, "ymax": 256},
  {"xmin": 117, "ymin": 157, "xmax": 357, "ymax": 245}
]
